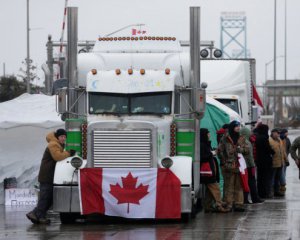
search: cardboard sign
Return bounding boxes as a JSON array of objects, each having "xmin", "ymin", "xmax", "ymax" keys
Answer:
[{"xmin": 5, "ymin": 188, "xmax": 38, "ymax": 206}]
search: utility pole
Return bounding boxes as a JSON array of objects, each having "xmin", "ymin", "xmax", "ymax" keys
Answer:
[
  {"xmin": 284, "ymin": 0, "xmax": 287, "ymax": 106},
  {"xmin": 26, "ymin": 0, "xmax": 31, "ymax": 93},
  {"xmin": 3, "ymin": 63, "xmax": 5, "ymax": 77},
  {"xmin": 273, "ymin": 0, "xmax": 277, "ymax": 125}
]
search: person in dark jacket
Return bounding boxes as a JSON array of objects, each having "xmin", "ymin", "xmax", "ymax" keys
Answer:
[
  {"xmin": 255, "ymin": 124, "xmax": 274, "ymax": 198},
  {"xmin": 200, "ymin": 128, "xmax": 229, "ymax": 213},
  {"xmin": 26, "ymin": 129, "xmax": 75, "ymax": 224}
]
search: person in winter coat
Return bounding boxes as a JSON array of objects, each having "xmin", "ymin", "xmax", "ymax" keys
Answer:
[
  {"xmin": 269, "ymin": 128, "xmax": 287, "ymax": 197},
  {"xmin": 240, "ymin": 127, "xmax": 264, "ymax": 204},
  {"xmin": 255, "ymin": 124, "xmax": 274, "ymax": 198},
  {"xmin": 217, "ymin": 120, "xmax": 250, "ymax": 212},
  {"xmin": 279, "ymin": 129, "xmax": 291, "ymax": 193},
  {"xmin": 26, "ymin": 129, "xmax": 75, "ymax": 224},
  {"xmin": 200, "ymin": 128, "xmax": 229, "ymax": 213}
]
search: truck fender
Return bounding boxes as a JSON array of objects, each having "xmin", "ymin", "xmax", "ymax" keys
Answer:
[
  {"xmin": 53, "ymin": 156, "xmax": 87, "ymax": 185},
  {"xmin": 159, "ymin": 156, "xmax": 192, "ymax": 185}
]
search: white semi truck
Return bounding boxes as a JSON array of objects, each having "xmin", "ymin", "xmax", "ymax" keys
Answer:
[
  {"xmin": 201, "ymin": 59, "xmax": 258, "ymax": 125},
  {"xmin": 52, "ymin": 7, "xmax": 209, "ymax": 223}
]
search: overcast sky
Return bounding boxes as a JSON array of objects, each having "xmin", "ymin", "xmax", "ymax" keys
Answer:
[{"xmin": 1, "ymin": 0, "xmax": 299, "ymax": 86}]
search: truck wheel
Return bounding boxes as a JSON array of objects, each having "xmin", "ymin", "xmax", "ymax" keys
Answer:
[
  {"xmin": 181, "ymin": 199, "xmax": 197, "ymax": 222},
  {"xmin": 181, "ymin": 213, "xmax": 190, "ymax": 223},
  {"xmin": 59, "ymin": 212, "xmax": 81, "ymax": 224},
  {"xmin": 191, "ymin": 201, "xmax": 197, "ymax": 219}
]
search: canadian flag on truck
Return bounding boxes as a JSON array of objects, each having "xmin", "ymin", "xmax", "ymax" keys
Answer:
[
  {"xmin": 132, "ymin": 28, "xmax": 147, "ymax": 35},
  {"xmin": 252, "ymin": 85, "xmax": 263, "ymax": 108},
  {"xmin": 79, "ymin": 168, "xmax": 181, "ymax": 219},
  {"xmin": 252, "ymin": 84, "xmax": 264, "ymax": 118}
]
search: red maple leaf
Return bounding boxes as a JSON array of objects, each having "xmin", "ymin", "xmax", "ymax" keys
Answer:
[{"xmin": 109, "ymin": 172, "xmax": 149, "ymax": 213}]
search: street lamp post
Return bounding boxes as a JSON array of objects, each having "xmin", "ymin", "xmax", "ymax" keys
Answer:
[
  {"xmin": 264, "ymin": 55, "xmax": 284, "ymax": 115},
  {"xmin": 273, "ymin": 0, "xmax": 277, "ymax": 125},
  {"xmin": 26, "ymin": 0, "xmax": 31, "ymax": 93},
  {"xmin": 284, "ymin": 0, "xmax": 287, "ymax": 106}
]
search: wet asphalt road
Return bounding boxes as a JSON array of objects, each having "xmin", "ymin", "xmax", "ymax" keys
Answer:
[{"xmin": 1, "ymin": 130, "xmax": 300, "ymax": 240}]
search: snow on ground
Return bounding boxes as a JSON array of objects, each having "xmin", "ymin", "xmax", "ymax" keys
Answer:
[{"xmin": 0, "ymin": 94, "xmax": 63, "ymax": 204}]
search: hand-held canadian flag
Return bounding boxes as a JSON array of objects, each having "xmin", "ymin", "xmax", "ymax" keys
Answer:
[
  {"xmin": 79, "ymin": 168, "xmax": 181, "ymax": 219},
  {"xmin": 238, "ymin": 153, "xmax": 250, "ymax": 193}
]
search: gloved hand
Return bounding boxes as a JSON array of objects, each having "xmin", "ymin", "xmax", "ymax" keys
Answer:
[
  {"xmin": 69, "ymin": 149, "xmax": 76, "ymax": 156},
  {"xmin": 285, "ymin": 161, "xmax": 290, "ymax": 167}
]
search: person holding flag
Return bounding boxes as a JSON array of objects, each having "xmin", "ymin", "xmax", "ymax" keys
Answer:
[{"xmin": 217, "ymin": 120, "xmax": 250, "ymax": 212}]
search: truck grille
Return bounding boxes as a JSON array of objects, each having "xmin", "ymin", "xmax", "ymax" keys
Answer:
[{"xmin": 93, "ymin": 130, "xmax": 152, "ymax": 168}]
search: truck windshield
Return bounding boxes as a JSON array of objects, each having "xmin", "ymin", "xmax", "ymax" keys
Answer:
[
  {"xmin": 88, "ymin": 92, "xmax": 172, "ymax": 115},
  {"xmin": 215, "ymin": 98, "xmax": 239, "ymax": 114}
]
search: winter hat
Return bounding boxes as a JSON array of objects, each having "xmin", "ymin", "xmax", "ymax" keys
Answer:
[
  {"xmin": 271, "ymin": 128, "xmax": 280, "ymax": 133},
  {"xmin": 228, "ymin": 120, "xmax": 240, "ymax": 144},
  {"xmin": 256, "ymin": 124, "xmax": 269, "ymax": 136},
  {"xmin": 240, "ymin": 127, "xmax": 251, "ymax": 139},
  {"xmin": 55, "ymin": 129, "xmax": 67, "ymax": 138},
  {"xmin": 280, "ymin": 129, "xmax": 288, "ymax": 134},
  {"xmin": 229, "ymin": 120, "xmax": 240, "ymax": 129}
]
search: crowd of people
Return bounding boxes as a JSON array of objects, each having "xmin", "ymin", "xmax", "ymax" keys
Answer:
[{"xmin": 200, "ymin": 120, "xmax": 300, "ymax": 213}]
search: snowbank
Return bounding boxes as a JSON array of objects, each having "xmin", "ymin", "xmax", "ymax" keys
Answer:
[
  {"xmin": 0, "ymin": 94, "xmax": 63, "ymax": 204},
  {"xmin": 0, "ymin": 93, "xmax": 62, "ymax": 129}
]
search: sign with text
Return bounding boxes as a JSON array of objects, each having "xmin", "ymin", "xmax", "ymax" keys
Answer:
[{"xmin": 5, "ymin": 188, "xmax": 38, "ymax": 206}]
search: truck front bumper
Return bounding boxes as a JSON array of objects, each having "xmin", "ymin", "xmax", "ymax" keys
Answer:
[{"xmin": 53, "ymin": 185, "xmax": 193, "ymax": 213}]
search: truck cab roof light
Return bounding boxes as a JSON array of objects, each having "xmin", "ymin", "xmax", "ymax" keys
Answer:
[
  {"xmin": 140, "ymin": 69, "xmax": 145, "ymax": 75},
  {"xmin": 165, "ymin": 68, "xmax": 170, "ymax": 75},
  {"xmin": 98, "ymin": 36, "xmax": 176, "ymax": 42},
  {"xmin": 128, "ymin": 69, "xmax": 133, "ymax": 75},
  {"xmin": 91, "ymin": 69, "xmax": 97, "ymax": 75},
  {"xmin": 116, "ymin": 69, "xmax": 121, "ymax": 75}
]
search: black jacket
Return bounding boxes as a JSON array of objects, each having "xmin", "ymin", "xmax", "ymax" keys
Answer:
[
  {"xmin": 200, "ymin": 128, "xmax": 220, "ymax": 184},
  {"xmin": 255, "ymin": 124, "xmax": 274, "ymax": 168}
]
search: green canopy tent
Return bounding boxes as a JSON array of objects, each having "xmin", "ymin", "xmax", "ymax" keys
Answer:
[
  {"xmin": 201, "ymin": 96, "xmax": 242, "ymax": 148},
  {"xmin": 200, "ymin": 96, "xmax": 242, "ymax": 194}
]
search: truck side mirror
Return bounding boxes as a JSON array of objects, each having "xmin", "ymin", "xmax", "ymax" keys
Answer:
[
  {"xmin": 195, "ymin": 88, "xmax": 206, "ymax": 119},
  {"xmin": 252, "ymin": 105, "xmax": 259, "ymax": 122},
  {"xmin": 56, "ymin": 87, "xmax": 67, "ymax": 115}
]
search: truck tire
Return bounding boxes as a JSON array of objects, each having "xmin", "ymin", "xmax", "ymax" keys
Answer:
[
  {"xmin": 181, "ymin": 213, "xmax": 191, "ymax": 223},
  {"xmin": 181, "ymin": 199, "xmax": 197, "ymax": 222},
  {"xmin": 59, "ymin": 212, "xmax": 81, "ymax": 224}
]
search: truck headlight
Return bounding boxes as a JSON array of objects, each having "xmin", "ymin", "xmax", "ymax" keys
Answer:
[
  {"xmin": 161, "ymin": 157, "xmax": 173, "ymax": 169},
  {"xmin": 70, "ymin": 157, "xmax": 83, "ymax": 169}
]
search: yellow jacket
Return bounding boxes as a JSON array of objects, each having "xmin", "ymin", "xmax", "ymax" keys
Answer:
[{"xmin": 269, "ymin": 137, "xmax": 287, "ymax": 168}]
